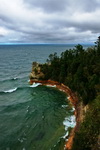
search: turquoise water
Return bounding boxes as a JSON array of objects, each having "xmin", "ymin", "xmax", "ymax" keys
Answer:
[{"xmin": 0, "ymin": 44, "xmax": 77, "ymax": 150}]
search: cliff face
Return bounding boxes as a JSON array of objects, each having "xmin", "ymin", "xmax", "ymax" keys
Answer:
[
  {"xmin": 30, "ymin": 63, "xmax": 99, "ymax": 150},
  {"xmin": 29, "ymin": 62, "xmax": 86, "ymax": 150},
  {"xmin": 30, "ymin": 78, "xmax": 86, "ymax": 150},
  {"xmin": 29, "ymin": 62, "xmax": 44, "ymax": 80}
]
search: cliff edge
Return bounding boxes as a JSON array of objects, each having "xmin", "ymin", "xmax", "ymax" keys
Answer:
[{"xmin": 29, "ymin": 62, "xmax": 86, "ymax": 150}]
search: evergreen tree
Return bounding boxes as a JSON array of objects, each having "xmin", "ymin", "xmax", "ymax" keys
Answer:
[
  {"xmin": 41, "ymin": 37, "xmax": 100, "ymax": 105},
  {"xmin": 95, "ymin": 36, "xmax": 100, "ymax": 54}
]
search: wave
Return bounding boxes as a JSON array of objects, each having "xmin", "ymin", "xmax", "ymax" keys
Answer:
[
  {"xmin": 0, "ymin": 77, "xmax": 18, "ymax": 83},
  {"xmin": 62, "ymin": 115, "xmax": 76, "ymax": 141},
  {"xmin": 63, "ymin": 115, "xmax": 76, "ymax": 131},
  {"xmin": 62, "ymin": 105, "xmax": 68, "ymax": 108},
  {"xmin": 30, "ymin": 83, "xmax": 41, "ymax": 87},
  {"xmin": 12, "ymin": 77, "xmax": 18, "ymax": 80},
  {"xmin": 62, "ymin": 131, "xmax": 69, "ymax": 139},
  {"xmin": 46, "ymin": 85, "xmax": 56, "ymax": 88},
  {"xmin": 4, "ymin": 88, "xmax": 18, "ymax": 93},
  {"xmin": 0, "ymin": 87, "xmax": 21, "ymax": 95},
  {"xmin": 0, "ymin": 83, "xmax": 41, "ymax": 95}
]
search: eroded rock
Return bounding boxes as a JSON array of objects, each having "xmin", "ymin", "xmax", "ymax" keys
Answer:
[{"xmin": 29, "ymin": 62, "xmax": 44, "ymax": 80}]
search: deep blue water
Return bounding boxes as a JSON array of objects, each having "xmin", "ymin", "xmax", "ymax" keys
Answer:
[{"xmin": 0, "ymin": 44, "xmax": 90, "ymax": 150}]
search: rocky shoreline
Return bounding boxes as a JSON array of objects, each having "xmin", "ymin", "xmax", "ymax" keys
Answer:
[{"xmin": 30, "ymin": 79, "xmax": 84, "ymax": 150}]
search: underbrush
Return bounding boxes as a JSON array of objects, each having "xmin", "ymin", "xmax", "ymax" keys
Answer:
[{"xmin": 72, "ymin": 95, "xmax": 100, "ymax": 150}]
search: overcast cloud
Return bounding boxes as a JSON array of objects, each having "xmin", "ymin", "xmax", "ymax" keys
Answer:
[{"xmin": 0, "ymin": 0, "xmax": 100, "ymax": 44}]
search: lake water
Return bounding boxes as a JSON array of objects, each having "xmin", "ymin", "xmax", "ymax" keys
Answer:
[{"xmin": 0, "ymin": 44, "xmax": 89, "ymax": 150}]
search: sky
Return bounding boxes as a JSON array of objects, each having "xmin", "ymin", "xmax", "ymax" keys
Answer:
[{"xmin": 0, "ymin": 0, "xmax": 100, "ymax": 44}]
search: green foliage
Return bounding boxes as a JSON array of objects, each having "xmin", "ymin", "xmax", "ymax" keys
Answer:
[
  {"xmin": 34, "ymin": 68, "xmax": 38, "ymax": 75},
  {"xmin": 40, "ymin": 63, "xmax": 51, "ymax": 80},
  {"xmin": 41, "ymin": 37, "xmax": 100, "ymax": 105},
  {"xmin": 41, "ymin": 53, "xmax": 60, "ymax": 80},
  {"xmin": 39, "ymin": 37, "xmax": 100, "ymax": 150},
  {"xmin": 72, "ymin": 95, "xmax": 100, "ymax": 150},
  {"xmin": 95, "ymin": 36, "xmax": 100, "ymax": 54},
  {"xmin": 40, "ymin": 37, "xmax": 100, "ymax": 150}
]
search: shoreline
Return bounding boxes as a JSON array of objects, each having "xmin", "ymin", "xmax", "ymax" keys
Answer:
[{"xmin": 30, "ymin": 79, "xmax": 82, "ymax": 150}]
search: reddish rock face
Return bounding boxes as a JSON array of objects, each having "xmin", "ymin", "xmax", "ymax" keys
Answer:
[{"xmin": 29, "ymin": 79, "xmax": 83, "ymax": 150}]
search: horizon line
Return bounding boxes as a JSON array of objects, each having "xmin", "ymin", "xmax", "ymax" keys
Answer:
[{"xmin": 0, "ymin": 43, "xmax": 94, "ymax": 45}]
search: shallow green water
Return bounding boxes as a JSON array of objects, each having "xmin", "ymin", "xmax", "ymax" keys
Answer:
[
  {"xmin": 0, "ymin": 85, "xmax": 75, "ymax": 150},
  {"xmin": 0, "ymin": 45, "xmax": 76, "ymax": 150}
]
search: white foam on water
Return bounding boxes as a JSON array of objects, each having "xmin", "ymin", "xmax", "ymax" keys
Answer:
[
  {"xmin": 62, "ymin": 105, "xmax": 68, "ymax": 108},
  {"xmin": 63, "ymin": 115, "xmax": 76, "ymax": 140},
  {"xmin": 30, "ymin": 83, "xmax": 41, "ymax": 87},
  {"xmin": 63, "ymin": 131, "xmax": 69, "ymax": 139},
  {"xmin": 18, "ymin": 138, "xmax": 23, "ymax": 143},
  {"xmin": 63, "ymin": 115, "xmax": 76, "ymax": 131},
  {"xmin": 46, "ymin": 85, "xmax": 56, "ymax": 87},
  {"xmin": 4, "ymin": 88, "xmax": 17, "ymax": 93},
  {"xmin": 70, "ymin": 107, "xmax": 75, "ymax": 112},
  {"xmin": 13, "ymin": 77, "xmax": 17, "ymax": 80},
  {"xmin": 72, "ymin": 107, "xmax": 75, "ymax": 111}
]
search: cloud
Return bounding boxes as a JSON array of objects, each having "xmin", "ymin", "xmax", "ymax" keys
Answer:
[
  {"xmin": 0, "ymin": 27, "xmax": 9, "ymax": 36},
  {"xmin": 0, "ymin": 0, "xmax": 100, "ymax": 43},
  {"xmin": 24, "ymin": 0, "xmax": 69, "ymax": 13}
]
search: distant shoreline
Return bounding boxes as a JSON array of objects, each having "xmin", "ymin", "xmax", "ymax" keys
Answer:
[{"xmin": 0, "ymin": 43, "xmax": 94, "ymax": 46}]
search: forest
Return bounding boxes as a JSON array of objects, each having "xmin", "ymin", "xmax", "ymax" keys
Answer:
[
  {"xmin": 41, "ymin": 37, "xmax": 100, "ymax": 105},
  {"xmin": 40, "ymin": 37, "xmax": 100, "ymax": 150}
]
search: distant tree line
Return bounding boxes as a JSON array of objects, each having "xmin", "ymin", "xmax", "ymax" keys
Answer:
[{"xmin": 41, "ymin": 37, "xmax": 100, "ymax": 105}]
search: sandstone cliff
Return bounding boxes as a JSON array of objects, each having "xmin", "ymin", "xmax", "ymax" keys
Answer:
[
  {"xmin": 29, "ymin": 62, "xmax": 44, "ymax": 80},
  {"xmin": 29, "ymin": 62, "xmax": 90, "ymax": 150}
]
